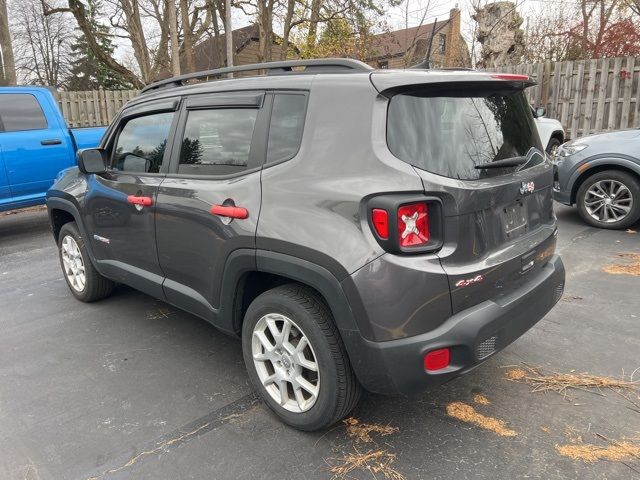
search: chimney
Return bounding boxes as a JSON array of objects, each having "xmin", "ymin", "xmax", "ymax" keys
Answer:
[{"xmin": 445, "ymin": 7, "xmax": 461, "ymax": 67}]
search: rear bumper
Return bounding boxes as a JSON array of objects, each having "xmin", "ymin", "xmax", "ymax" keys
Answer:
[{"xmin": 345, "ymin": 254, "xmax": 565, "ymax": 394}]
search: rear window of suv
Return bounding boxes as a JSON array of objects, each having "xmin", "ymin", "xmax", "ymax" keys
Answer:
[{"xmin": 387, "ymin": 87, "xmax": 544, "ymax": 180}]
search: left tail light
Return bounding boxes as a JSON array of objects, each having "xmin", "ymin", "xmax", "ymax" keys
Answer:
[{"xmin": 367, "ymin": 195, "xmax": 443, "ymax": 254}]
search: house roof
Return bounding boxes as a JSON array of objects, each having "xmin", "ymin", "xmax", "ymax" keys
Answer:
[
  {"xmin": 368, "ymin": 20, "xmax": 449, "ymax": 60},
  {"xmin": 191, "ymin": 24, "xmax": 261, "ymax": 71}
]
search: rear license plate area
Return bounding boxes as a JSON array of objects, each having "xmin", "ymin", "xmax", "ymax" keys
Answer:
[{"xmin": 502, "ymin": 201, "xmax": 528, "ymax": 239}]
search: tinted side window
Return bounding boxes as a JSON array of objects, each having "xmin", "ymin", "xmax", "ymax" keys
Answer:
[
  {"xmin": 178, "ymin": 108, "xmax": 258, "ymax": 176},
  {"xmin": 113, "ymin": 112, "xmax": 174, "ymax": 173},
  {"xmin": 0, "ymin": 94, "xmax": 48, "ymax": 132},
  {"xmin": 267, "ymin": 94, "xmax": 306, "ymax": 164}
]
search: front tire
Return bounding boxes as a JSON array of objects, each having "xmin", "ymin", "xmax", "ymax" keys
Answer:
[
  {"xmin": 546, "ymin": 137, "xmax": 562, "ymax": 159},
  {"xmin": 58, "ymin": 222, "xmax": 114, "ymax": 302},
  {"xmin": 576, "ymin": 170, "xmax": 640, "ymax": 229},
  {"xmin": 242, "ymin": 284, "xmax": 361, "ymax": 431}
]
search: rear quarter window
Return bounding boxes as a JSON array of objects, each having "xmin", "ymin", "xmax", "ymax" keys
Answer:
[
  {"xmin": 387, "ymin": 88, "xmax": 544, "ymax": 180},
  {"xmin": 0, "ymin": 93, "xmax": 48, "ymax": 132}
]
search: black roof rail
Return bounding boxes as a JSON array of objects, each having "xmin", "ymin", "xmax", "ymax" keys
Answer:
[{"xmin": 141, "ymin": 58, "xmax": 373, "ymax": 94}]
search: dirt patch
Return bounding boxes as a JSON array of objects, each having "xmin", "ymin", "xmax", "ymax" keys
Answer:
[
  {"xmin": 556, "ymin": 441, "xmax": 640, "ymax": 463},
  {"xmin": 446, "ymin": 402, "xmax": 517, "ymax": 437},
  {"xmin": 603, "ymin": 253, "xmax": 640, "ymax": 277},
  {"xmin": 504, "ymin": 365, "xmax": 638, "ymax": 399},
  {"xmin": 473, "ymin": 394, "xmax": 491, "ymax": 405},
  {"xmin": 328, "ymin": 449, "xmax": 405, "ymax": 480},
  {"xmin": 343, "ymin": 417, "xmax": 399, "ymax": 443}
]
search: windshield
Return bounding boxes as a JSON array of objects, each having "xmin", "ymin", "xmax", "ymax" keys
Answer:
[{"xmin": 387, "ymin": 87, "xmax": 544, "ymax": 180}]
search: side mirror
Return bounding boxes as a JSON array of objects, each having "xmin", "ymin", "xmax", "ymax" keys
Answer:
[
  {"xmin": 535, "ymin": 107, "xmax": 546, "ymax": 118},
  {"xmin": 78, "ymin": 149, "xmax": 107, "ymax": 174}
]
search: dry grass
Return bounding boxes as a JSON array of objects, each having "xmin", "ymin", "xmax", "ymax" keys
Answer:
[
  {"xmin": 602, "ymin": 253, "xmax": 640, "ymax": 276},
  {"xmin": 504, "ymin": 365, "xmax": 639, "ymax": 399},
  {"xmin": 556, "ymin": 441, "xmax": 640, "ymax": 463},
  {"xmin": 446, "ymin": 402, "xmax": 517, "ymax": 437},
  {"xmin": 343, "ymin": 417, "xmax": 399, "ymax": 443},
  {"xmin": 328, "ymin": 449, "xmax": 406, "ymax": 480},
  {"xmin": 473, "ymin": 394, "xmax": 491, "ymax": 405}
]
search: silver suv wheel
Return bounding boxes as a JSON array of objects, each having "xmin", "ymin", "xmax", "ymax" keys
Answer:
[
  {"xmin": 251, "ymin": 313, "xmax": 319, "ymax": 413},
  {"xmin": 61, "ymin": 235, "xmax": 86, "ymax": 292},
  {"xmin": 584, "ymin": 179, "xmax": 633, "ymax": 223}
]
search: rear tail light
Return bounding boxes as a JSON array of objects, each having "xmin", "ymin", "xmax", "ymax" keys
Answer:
[
  {"xmin": 397, "ymin": 202, "xmax": 429, "ymax": 247},
  {"xmin": 367, "ymin": 195, "xmax": 443, "ymax": 254},
  {"xmin": 424, "ymin": 348, "xmax": 450, "ymax": 371},
  {"xmin": 371, "ymin": 209, "xmax": 389, "ymax": 239}
]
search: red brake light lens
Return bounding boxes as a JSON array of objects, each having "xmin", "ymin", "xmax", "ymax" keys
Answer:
[
  {"xmin": 397, "ymin": 202, "xmax": 429, "ymax": 247},
  {"xmin": 490, "ymin": 73, "xmax": 529, "ymax": 81},
  {"xmin": 424, "ymin": 348, "xmax": 450, "ymax": 371},
  {"xmin": 371, "ymin": 208, "xmax": 389, "ymax": 239}
]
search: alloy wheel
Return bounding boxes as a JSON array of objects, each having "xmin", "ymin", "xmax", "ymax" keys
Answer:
[
  {"xmin": 584, "ymin": 179, "xmax": 633, "ymax": 224},
  {"xmin": 61, "ymin": 235, "xmax": 86, "ymax": 292},
  {"xmin": 251, "ymin": 313, "xmax": 320, "ymax": 413}
]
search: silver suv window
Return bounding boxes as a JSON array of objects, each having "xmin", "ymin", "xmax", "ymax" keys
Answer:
[{"xmin": 387, "ymin": 88, "xmax": 544, "ymax": 180}]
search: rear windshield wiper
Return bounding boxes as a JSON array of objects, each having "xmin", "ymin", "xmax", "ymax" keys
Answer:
[{"xmin": 474, "ymin": 156, "xmax": 527, "ymax": 169}]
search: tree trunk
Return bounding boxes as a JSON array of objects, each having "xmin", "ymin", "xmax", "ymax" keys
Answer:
[
  {"xmin": 0, "ymin": 0, "xmax": 16, "ymax": 85},
  {"xmin": 281, "ymin": 0, "xmax": 295, "ymax": 60},
  {"xmin": 180, "ymin": 0, "xmax": 195, "ymax": 73},
  {"xmin": 167, "ymin": 0, "xmax": 181, "ymax": 75},
  {"xmin": 225, "ymin": 0, "xmax": 233, "ymax": 77},
  {"xmin": 306, "ymin": 0, "xmax": 321, "ymax": 51}
]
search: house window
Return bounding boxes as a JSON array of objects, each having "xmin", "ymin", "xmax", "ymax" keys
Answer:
[
  {"xmin": 378, "ymin": 61, "xmax": 389, "ymax": 69},
  {"xmin": 438, "ymin": 34, "xmax": 446, "ymax": 54}
]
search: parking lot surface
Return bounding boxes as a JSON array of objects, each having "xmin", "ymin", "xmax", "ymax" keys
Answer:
[{"xmin": 1, "ymin": 205, "xmax": 638, "ymax": 480}]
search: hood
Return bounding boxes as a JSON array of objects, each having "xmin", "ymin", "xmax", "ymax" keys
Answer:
[{"xmin": 570, "ymin": 128, "xmax": 640, "ymax": 146}]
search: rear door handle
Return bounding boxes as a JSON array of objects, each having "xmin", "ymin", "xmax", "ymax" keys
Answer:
[
  {"xmin": 210, "ymin": 204, "xmax": 249, "ymax": 219},
  {"xmin": 41, "ymin": 139, "xmax": 62, "ymax": 146},
  {"xmin": 127, "ymin": 195, "xmax": 153, "ymax": 207}
]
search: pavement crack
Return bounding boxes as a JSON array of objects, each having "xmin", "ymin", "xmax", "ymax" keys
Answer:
[{"xmin": 82, "ymin": 393, "xmax": 258, "ymax": 480}]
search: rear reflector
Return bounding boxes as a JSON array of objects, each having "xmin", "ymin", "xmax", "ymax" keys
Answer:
[
  {"xmin": 490, "ymin": 73, "xmax": 529, "ymax": 81},
  {"xmin": 371, "ymin": 208, "xmax": 389, "ymax": 239},
  {"xmin": 424, "ymin": 348, "xmax": 450, "ymax": 371},
  {"xmin": 397, "ymin": 203, "xmax": 429, "ymax": 247}
]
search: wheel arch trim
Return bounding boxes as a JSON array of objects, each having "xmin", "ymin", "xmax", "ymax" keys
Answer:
[{"xmin": 46, "ymin": 197, "xmax": 99, "ymax": 267}]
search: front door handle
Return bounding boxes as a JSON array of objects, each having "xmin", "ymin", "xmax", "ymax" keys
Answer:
[
  {"xmin": 210, "ymin": 204, "xmax": 249, "ymax": 219},
  {"xmin": 127, "ymin": 195, "xmax": 153, "ymax": 207},
  {"xmin": 41, "ymin": 139, "xmax": 62, "ymax": 146}
]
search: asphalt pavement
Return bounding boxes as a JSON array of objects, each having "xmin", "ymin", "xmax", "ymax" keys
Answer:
[{"xmin": 0, "ymin": 204, "xmax": 638, "ymax": 480}]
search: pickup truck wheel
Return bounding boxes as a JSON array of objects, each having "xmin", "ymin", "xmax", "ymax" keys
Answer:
[
  {"xmin": 58, "ymin": 222, "xmax": 114, "ymax": 302},
  {"xmin": 546, "ymin": 137, "xmax": 562, "ymax": 159},
  {"xmin": 242, "ymin": 284, "xmax": 361, "ymax": 431},
  {"xmin": 576, "ymin": 170, "xmax": 640, "ymax": 229}
]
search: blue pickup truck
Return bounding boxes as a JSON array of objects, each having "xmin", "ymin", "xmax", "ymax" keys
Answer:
[{"xmin": 0, "ymin": 87, "xmax": 106, "ymax": 212}]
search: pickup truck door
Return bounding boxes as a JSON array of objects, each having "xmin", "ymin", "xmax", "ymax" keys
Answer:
[
  {"xmin": 84, "ymin": 100, "xmax": 179, "ymax": 299},
  {"xmin": 155, "ymin": 91, "xmax": 269, "ymax": 324},
  {"xmin": 0, "ymin": 92, "xmax": 74, "ymax": 201},
  {"xmin": 0, "ymin": 145, "xmax": 10, "ymax": 201}
]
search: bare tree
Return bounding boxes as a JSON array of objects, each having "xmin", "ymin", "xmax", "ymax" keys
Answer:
[
  {"xmin": 0, "ymin": 0, "xmax": 16, "ymax": 85},
  {"xmin": 13, "ymin": 0, "xmax": 72, "ymax": 87}
]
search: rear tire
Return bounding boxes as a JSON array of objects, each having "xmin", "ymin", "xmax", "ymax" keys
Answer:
[
  {"xmin": 242, "ymin": 284, "xmax": 361, "ymax": 431},
  {"xmin": 576, "ymin": 170, "xmax": 640, "ymax": 229},
  {"xmin": 58, "ymin": 222, "xmax": 114, "ymax": 302}
]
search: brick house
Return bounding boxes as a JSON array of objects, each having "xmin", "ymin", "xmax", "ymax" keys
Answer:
[{"xmin": 367, "ymin": 8, "xmax": 470, "ymax": 69}]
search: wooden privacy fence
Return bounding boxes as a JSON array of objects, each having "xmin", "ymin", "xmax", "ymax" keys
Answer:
[
  {"xmin": 490, "ymin": 56, "xmax": 640, "ymax": 140},
  {"xmin": 56, "ymin": 90, "xmax": 139, "ymax": 128}
]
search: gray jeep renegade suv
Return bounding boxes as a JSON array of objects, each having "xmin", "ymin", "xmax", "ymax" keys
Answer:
[{"xmin": 46, "ymin": 59, "xmax": 565, "ymax": 431}]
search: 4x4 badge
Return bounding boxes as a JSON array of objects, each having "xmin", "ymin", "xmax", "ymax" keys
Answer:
[{"xmin": 519, "ymin": 181, "xmax": 535, "ymax": 195}]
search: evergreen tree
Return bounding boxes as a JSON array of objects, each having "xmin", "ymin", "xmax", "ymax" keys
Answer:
[{"xmin": 66, "ymin": 0, "xmax": 130, "ymax": 90}]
